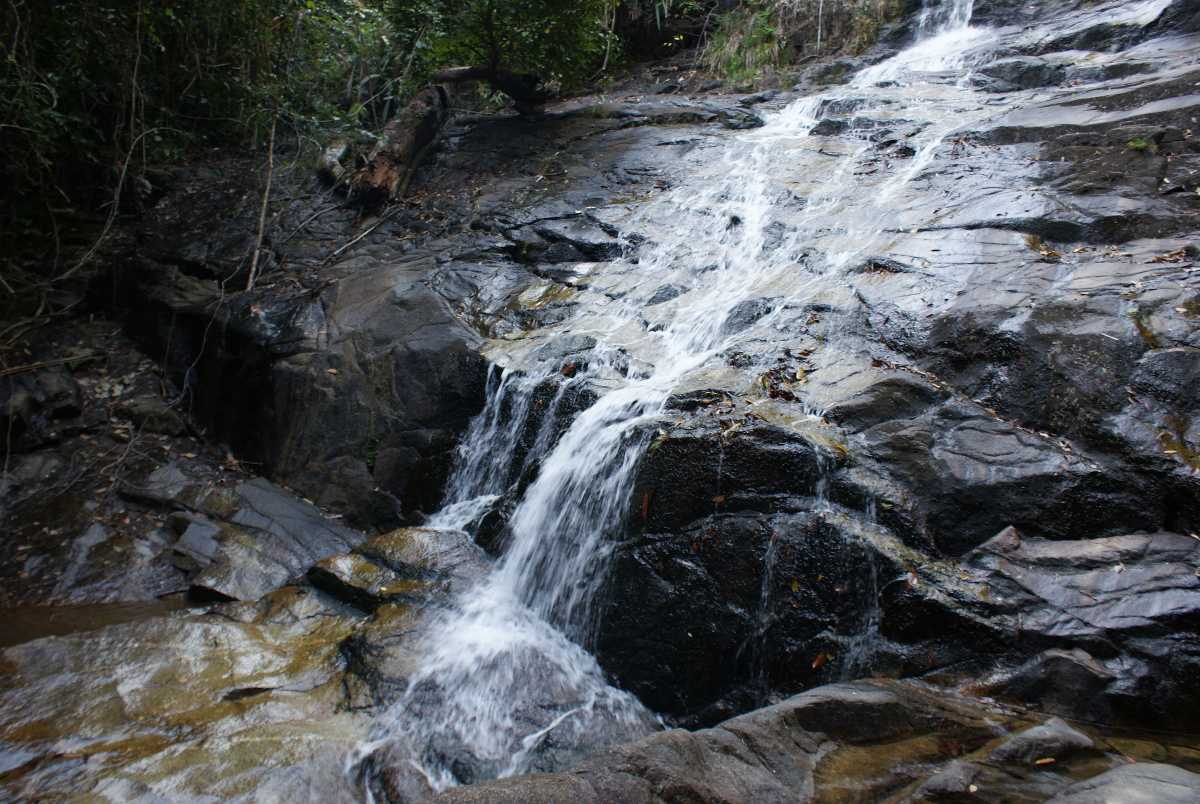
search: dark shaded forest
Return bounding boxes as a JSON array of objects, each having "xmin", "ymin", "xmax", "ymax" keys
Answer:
[{"xmin": 0, "ymin": 1, "xmax": 903, "ymax": 284}]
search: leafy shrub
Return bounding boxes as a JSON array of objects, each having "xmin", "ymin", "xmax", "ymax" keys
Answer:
[
  {"xmin": 704, "ymin": 5, "xmax": 779, "ymax": 82},
  {"xmin": 701, "ymin": 0, "xmax": 907, "ymax": 82},
  {"xmin": 384, "ymin": 0, "xmax": 617, "ymax": 91}
]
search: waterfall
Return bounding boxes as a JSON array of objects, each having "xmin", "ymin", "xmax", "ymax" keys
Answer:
[
  {"xmin": 915, "ymin": 0, "xmax": 975, "ymax": 38},
  {"xmin": 352, "ymin": 0, "xmax": 990, "ymax": 794}
]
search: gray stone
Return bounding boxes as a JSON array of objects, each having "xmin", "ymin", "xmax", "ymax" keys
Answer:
[
  {"xmin": 121, "ymin": 463, "xmax": 364, "ymax": 601},
  {"xmin": 112, "ymin": 395, "xmax": 187, "ymax": 435},
  {"xmin": 988, "ymin": 717, "xmax": 1095, "ymax": 765},
  {"xmin": 978, "ymin": 57, "xmax": 1066, "ymax": 91},
  {"xmin": 907, "ymin": 759, "xmax": 985, "ymax": 801},
  {"xmin": 721, "ymin": 297, "xmax": 776, "ymax": 335},
  {"xmin": 190, "ymin": 478, "xmax": 362, "ymax": 601},
  {"xmin": 980, "ymin": 648, "xmax": 1118, "ymax": 724},
  {"xmin": 646, "ymin": 284, "xmax": 684, "ymax": 305},
  {"xmin": 308, "ymin": 528, "xmax": 488, "ymax": 611},
  {"xmin": 174, "ymin": 519, "xmax": 222, "ymax": 568},
  {"xmin": 1047, "ymin": 763, "xmax": 1200, "ymax": 804}
]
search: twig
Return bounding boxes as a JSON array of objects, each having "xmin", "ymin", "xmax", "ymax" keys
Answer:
[
  {"xmin": 276, "ymin": 203, "xmax": 345, "ymax": 248},
  {"xmin": 816, "ymin": 0, "xmax": 825, "ymax": 53},
  {"xmin": 325, "ymin": 206, "xmax": 403, "ymax": 264},
  {"xmin": 245, "ymin": 115, "xmax": 277, "ymax": 292},
  {"xmin": 0, "ymin": 353, "xmax": 103, "ymax": 378},
  {"xmin": 102, "ymin": 421, "xmax": 145, "ymax": 502},
  {"xmin": 130, "ymin": 1, "xmax": 144, "ymax": 169},
  {"xmin": 0, "ymin": 297, "xmax": 83, "ymax": 351},
  {"xmin": 600, "ymin": 1, "xmax": 616, "ymax": 74},
  {"xmin": 1, "ymin": 404, "xmax": 14, "ymax": 523},
  {"xmin": 167, "ymin": 267, "xmax": 228, "ymax": 412}
]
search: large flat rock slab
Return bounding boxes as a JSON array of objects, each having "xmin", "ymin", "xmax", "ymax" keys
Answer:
[{"xmin": 429, "ymin": 679, "xmax": 1199, "ymax": 804}]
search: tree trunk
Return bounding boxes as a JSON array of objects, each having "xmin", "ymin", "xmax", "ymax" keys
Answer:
[
  {"xmin": 349, "ymin": 66, "xmax": 548, "ymax": 205},
  {"xmin": 431, "ymin": 66, "xmax": 551, "ymax": 113},
  {"xmin": 351, "ymin": 85, "xmax": 451, "ymax": 206}
]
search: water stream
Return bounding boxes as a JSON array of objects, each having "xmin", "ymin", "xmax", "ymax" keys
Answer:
[{"xmin": 352, "ymin": 0, "xmax": 1046, "ymax": 794}]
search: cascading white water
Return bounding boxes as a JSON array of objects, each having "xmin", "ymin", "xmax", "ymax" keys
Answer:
[
  {"xmin": 914, "ymin": 0, "xmax": 974, "ymax": 38},
  {"xmin": 354, "ymin": 0, "xmax": 994, "ymax": 794}
]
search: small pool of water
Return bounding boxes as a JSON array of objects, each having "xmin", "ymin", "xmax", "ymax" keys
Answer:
[{"xmin": 0, "ymin": 595, "xmax": 199, "ymax": 648}]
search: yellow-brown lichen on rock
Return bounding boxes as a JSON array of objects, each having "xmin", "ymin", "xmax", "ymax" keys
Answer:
[{"xmin": 0, "ymin": 586, "xmax": 367, "ymax": 800}]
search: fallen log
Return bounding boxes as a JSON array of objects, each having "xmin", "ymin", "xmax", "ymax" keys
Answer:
[
  {"xmin": 348, "ymin": 66, "xmax": 551, "ymax": 205},
  {"xmin": 431, "ymin": 66, "xmax": 551, "ymax": 114},
  {"xmin": 351, "ymin": 84, "xmax": 451, "ymax": 206},
  {"xmin": 318, "ymin": 141, "xmax": 349, "ymax": 185}
]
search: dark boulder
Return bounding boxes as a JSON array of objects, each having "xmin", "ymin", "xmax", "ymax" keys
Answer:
[
  {"xmin": 987, "ymin": 717, "xmax": 1096, "ymax": 765},
  {"xmin": 976, "ymin": 648, "xmax": 1118, "ymax": 724},
  {"xmin": 600, "ymin": 404, "xmax": 1200, "ymax": 725},
  {"xmin": 597, "ymin": 511, "xmax": 881, "ymax": 720},
  {"xmin": 977, "ymin": 57, "xmax": 1066, "ymax": 92},
  {"xmin": 887, "ymin": 528, "xmax": 1200, "ymax": 730},
  {"xmin": 0, "ymin": 367, "xmax": 83, "ymax": 451}
]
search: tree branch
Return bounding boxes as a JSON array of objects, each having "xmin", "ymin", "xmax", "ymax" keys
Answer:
[{"xmin": 245, "ymin": 115, "xmax": 276, "ymax": 292}]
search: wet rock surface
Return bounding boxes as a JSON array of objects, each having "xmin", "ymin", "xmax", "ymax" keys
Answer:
[
  {"xmin": 1048, "ymin": 762, "xmax": 1200, "ymax": 803},
  {"xmin": 0, "ymin": 586, "xmax": 367, "ymax": 801},
  {"xmin": 309, "ymin": 527, "xmax": 489, "ymax": 611},
  {"xmin": 116, "ymin": 94, "xmax": 776, "ymax": 531},
  {"xmin": 4, "ymin": 0, "xmax": 1200, "ymax": 800},
  {"xmin": 120, "ymin": 462, "xmax": 364, "ymax": 601},
  {"xmin": 582, "ymin": 0, "xmax": 1200, "ymax": 733},
  {"xmin": 433, "ymin": 680, "xmax": 1200, "ymax": 804},
  {"xmin": 0, "ymin": 525, "xmax": 489, "ymax": 800}
]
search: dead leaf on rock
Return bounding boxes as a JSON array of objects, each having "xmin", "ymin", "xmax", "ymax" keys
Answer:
[{"xmin": 1151, "ymin": 249, "xmax": 1189, "ymax": 263}]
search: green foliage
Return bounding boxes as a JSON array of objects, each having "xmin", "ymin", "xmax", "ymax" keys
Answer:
[
  {"xmin": 1126, "ymin": 137, "xmax": 1158, "ymax": 154},
  {"xmin": 0, "ymin": 0, "xmax": 394, "ymax": 267},
  {"xmin": 1, "ymin": 0, "xmax": 628, "ymax": 261},
  {"xmin": 649, "ymin": 0, "xmax": 708, "ymax": 29},
  {"xmin": 1, "ymin": 0, "xmax": 911, "ymax": 280},
  {"xmin": 384, "ymin": 0, "xmax": 617, "ymax": 89},
  {"xmin": 703, "ymin": 5, "xmax": 780, "ymax": 83},
  {"xmin": 701, "ymin": 0, "xmax": 908, "ymax": 83}
]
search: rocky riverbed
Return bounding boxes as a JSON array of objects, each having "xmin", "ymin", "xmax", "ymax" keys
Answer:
[{"xmin": 3, "ymin": 0, "xmax": 1200, "ymax": 800}]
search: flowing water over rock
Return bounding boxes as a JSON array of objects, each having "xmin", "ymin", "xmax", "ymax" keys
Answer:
[
  {"xmin": 355, "ymin": 0, "xmax": 1033, "ymax": 794},
  {"xmin": 5, "ymin": 0, "xmax": 1200, "ymax": 800}
]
